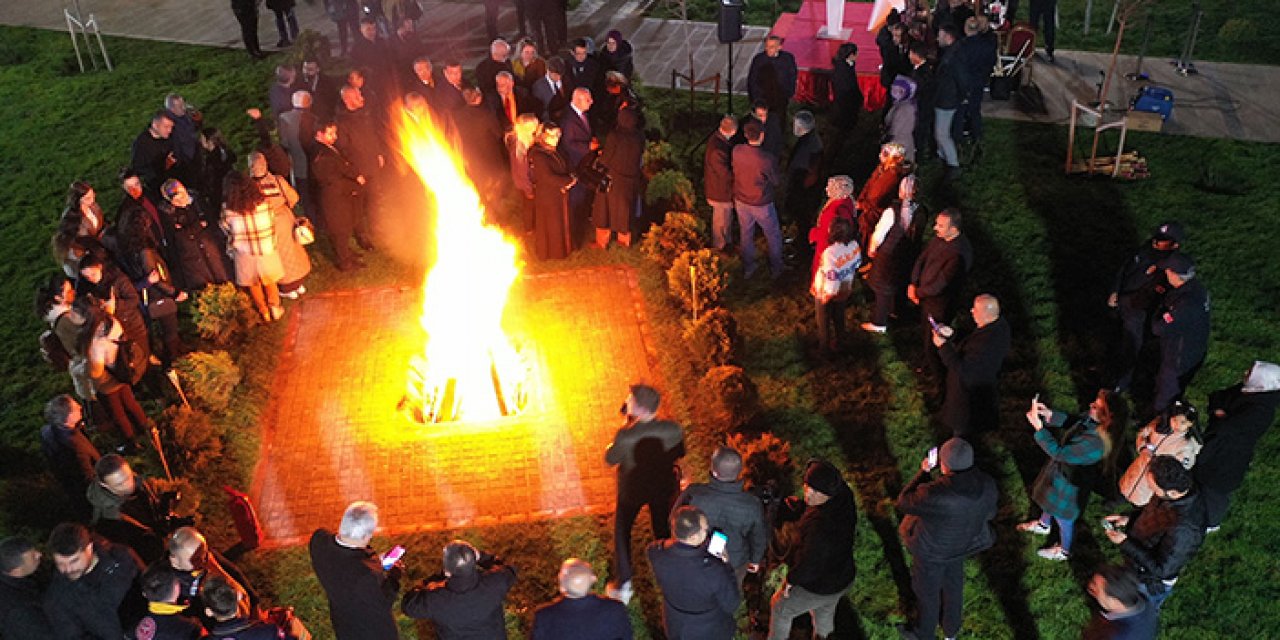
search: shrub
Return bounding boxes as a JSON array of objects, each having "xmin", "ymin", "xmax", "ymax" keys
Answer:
[
  {"xmin": 645, "ymin": 168, "xmax": 696, "ymax": 212},
  {"xmin": 159, "ymin": 406, "xmax": 223, "ymax": 475},
  {"xmin": 641, "ymin": 212, "xmax": 706, "ymax": 268},
  {"xmin": 726, "ymin": 431, "xmax": 795, "ymax": 499},
  {"xmin": 1217, "ymin": 18, "xmax": 1258, "ymax": 45},
  {"xmin": 643, "ymin": 140, "xmax": 678, "ymax": 178},
  {"xmin": 173, "ymin": 350, "xmax": 242, "ymax": 413},
  {"xmin": 699, "ymin": 365, "xmax": 761, "ymax": 432},
  {"xmin": 285, "ymin": 29, "xmax": 333, "ymax": 66},
  {"xmin": 667, "ymin": 249, "xmax": 730, "ymax": 314},
  {"xmin": 192, "ymin": 283, "xmax": 255, "ymax": 345},
  {"xmin": 682, "ymin": 307, "xmax": 741, "ymax": 369},
  {"xmin": 1193, "ymin": 150, "xmax": 1252, "ymax": 195}
]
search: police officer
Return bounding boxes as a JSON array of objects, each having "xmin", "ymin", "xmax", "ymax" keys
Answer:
[
  {"xmin": 1151, "ymin": 252, "xmax": 1210, "ymax": 415},
  {"xmin": 1107, "ymin": 222, "xmax": 1184, "ymax": 392}
]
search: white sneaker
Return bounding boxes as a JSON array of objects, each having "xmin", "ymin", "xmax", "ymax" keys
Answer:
[
  {"xmin": 1205, "ymin": 525, "xmax": 1221, "ymax": 534},
  {"xmin": 296, "ymin": 285, "xmax": 307, "ymax": 295},
  {"xmin": 1037, "ymin": 545, "xmax": 1069, "ymax": 561},
  {"xmin": 1017, "ymin": 519, "xmax": 1051, "ymax": 535},
  {"xmin": 606, "ymin": 580, "xmax": 633, "ymax": 605},
  {"xmin": 281, "ymin": 290, "xmax": 300, "ymax": 300}
]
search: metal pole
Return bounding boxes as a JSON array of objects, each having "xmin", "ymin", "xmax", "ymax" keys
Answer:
[
  {"xmin": 1173, "ymin": 2, "xmax": 1202, "ymax": 76},
  {"xmin": 1105, "ymin": 0, "xmax": 1119, "ymax": 34},
  {"xmin": 65, "ymin": 10, "xmax": 86, "ymax": 74},
  {"xmin": 1084, "ymin": 0, "xmax": 1094, "ymax": 36},
  {"xmin": 727, "ymin": 40, "xmax": 735, "ymax": 114},
  {"xmin": 1126, "ymin": 12, "xmax": 1154, "ymax": 80}
]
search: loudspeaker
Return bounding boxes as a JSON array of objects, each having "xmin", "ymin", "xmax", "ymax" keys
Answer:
[{"xmin": 718, "ymin": 0, "xmax": 744, "ymax": 43}]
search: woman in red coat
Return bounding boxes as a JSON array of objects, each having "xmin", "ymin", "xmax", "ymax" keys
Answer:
[{"xmin": 808, "ymin": 175, "xmax": 856, "ymax": 277}]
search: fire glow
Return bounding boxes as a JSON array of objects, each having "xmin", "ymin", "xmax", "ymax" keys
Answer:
[{"xmin": 394, "ymin": 106, "xmax": 529, "ymax": 423}]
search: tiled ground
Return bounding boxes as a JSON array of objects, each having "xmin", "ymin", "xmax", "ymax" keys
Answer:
[{"xmin": 249, "ymin": 266, "xmax": 660, "ymax": 546}]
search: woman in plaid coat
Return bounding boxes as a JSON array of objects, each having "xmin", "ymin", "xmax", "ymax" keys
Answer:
[{"xmin": 1018, "ymin": 389, "xmax": 1126, "ymax": 560}]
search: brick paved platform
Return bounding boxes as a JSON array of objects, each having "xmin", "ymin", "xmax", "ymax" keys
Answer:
[{"xmin": 249, "ymin": 266, "xmax": 659, "ymax": 547}]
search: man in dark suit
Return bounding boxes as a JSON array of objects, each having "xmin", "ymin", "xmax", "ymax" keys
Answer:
[
  {"xmin": 530, "ymin": 559, "xmax": 632, "ymax": 640},
  {"xmin": 647, "ymin": 506, "xmax": 740, "ymax": 640},
  {"xmin": 299, "ymin": 58, "xmax": 340, "ymax": 120},
  {"xmin": 566, "ymin": 39, "xmax": 604, "ymax": 97},
  {"xmin": 532, "ymin": 57, "xmax": 571, "ymax": 122},
  {"xmin": 746, "ymin": 35, "xmax": 798, "ymax": 116},
  {"xmin": 896, "ymin": 438, "xmax": 998, "ymax": 640},
  {"xmin": 703, "ymin": 116, "xmax": 737, "ymax": 251},
  {"xmin": 310, "ymin": 122, "xmax": 369, "ymax": 271},
  {"xmin": 934, "ymin": 294, "xmax": 1011, "ymax": 436},
  {"xmin": 410, "ymin": 56, "xmax": 439, "ymax": 105},
  {"xmin": 401, "ymin": 540, "xmax": 517, "ymax": 639},
  {"xmin": 475, "ymin": 38, "xmax": 514, "ymax": 97},
  {"xmin": 454, "ymin": 87, "xmax": 507, "ymax": 193},
  {"xmin": 488, "ymin": 71, "xmax": 534, "ymax": 132},
  {"xmin": 308, "ymin": 502, "xmax": 402, "ymax": 640},
  {"xmin": 558, "ymin": 87, "xmax": 596, "ymax": 231},
  {"xmin": 909, "ymin": 208, "xmax": 974, "ymax": 376},
  {"xmin": 435, "ymin": 61, "xmax": 467, "ymax": 114}
]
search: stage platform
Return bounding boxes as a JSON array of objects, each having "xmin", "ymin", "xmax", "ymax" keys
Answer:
[{"xmin": 772, "ymin": 0, "xmax": 887, "ymax": 110}]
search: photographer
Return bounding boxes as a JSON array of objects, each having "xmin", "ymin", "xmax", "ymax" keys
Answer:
[
  {"xmin": 591, "ymin": 108, "xmax": 641, "ymax": 249},
  {"xmin": 402, "ymin": 540, "xmax": 517, "ymax": 639},
  {"xmin": 87, "ymin": 454, "xmax": 188, "ymax": 564}
]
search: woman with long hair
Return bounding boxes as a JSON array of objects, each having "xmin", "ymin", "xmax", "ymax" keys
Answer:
[
  {"xmin": 221, "ymin": 172, "xmax": 284, "ymax": 322},
  {"xmin": 63, "ymin": 180, "xmax": 106, "ymax": 241},
  {"xmin": 1020, "ymin": 389, "xmax": 1128, "ymax": 561},
  {"xmin": 1119, "ymin": 400, "xmax": 1202, "ymax": 506},
  {"xmin": 528, "ymin": 123, "xmax": 576, "ymax": 260},
  {"xmin": 248, "ymin": 151, "xmax": 310, "ymax": 299},
  {"xmin": 75, "ymin": 306, "xmax": 151, "ymax": 454},
  {"xmin": 116, "ymin": 209, "xmax": 189, "ymax": 367},
  {"xmin": 507, "ymin": 114, "xmax": 541, "ymax": 235}
]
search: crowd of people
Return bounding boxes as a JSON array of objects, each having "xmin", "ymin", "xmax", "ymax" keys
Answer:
[{"xmin": 8, "ymin": 1, "xmax": 1280, "ymax": 639}]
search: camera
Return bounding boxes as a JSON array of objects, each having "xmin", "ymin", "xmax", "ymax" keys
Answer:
[{"xmin": 573, "ymin": 150, "xmax": 613, "ymax": 194}]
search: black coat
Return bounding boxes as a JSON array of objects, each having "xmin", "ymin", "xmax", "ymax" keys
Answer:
[
  {"xmin": 830, "ymin": 59, "xmax": 864, "ymax": 128},
  {"xmin": 939, "ymin": 316, "xmax": 1012, "ymax": 435},
  {"xmin": 1151, "ymin": 279, "xmax": 1211, "ymax": 376},
  {"xmin": 1194, "ymin": 385, "xmax": 1280, "ymax": 492},
  {"xmin": 676, "ymin": 479, "xmax": 767, "ymax": 569},
  {"xmin": 592, "ymin": 110, "xmax": 645, "ymax": 232},
  {"xmin": 646, "ymin": 541, "xmax": 740, "ymax": 640},
  {"xmin": 43, "ymin": 538, "xmax": 145, "ymax": 640},
  {"xmin": 40, "ymin": 422, "xmax": 101, "ymax": 510},
  {"xmin": 308, "ymin": 529, "xmax": 402, "ymax": 640},
  {"xmin": 566, "ymin": 56, "xmax": 604, "ymax": 95},
  {"xmin": 1120, "ymin": 491, "xmax": 1206, "ymax": 590},
  {"xmin": 130, "ymin": 129, "xmax": 177, "ymax": 196},
  {"xmin": 529, "ymin": 144, "xmax": 574, "ymax": 260},
  {"xmin": 867, "ymin": 201, "xmax": 920, "ymax": 295},
  {"xmin": 897, "ymin": 467, "xmax": 998, "ymax": 562},
  {"xmin": 933, "ymin": 45, "xmax": 966, "ymax": 109},
  {"xmin": 401, "ymin": 563, "xmax": 517, "ymax": 640},
  {"xmin": 159, "ymin": 199, "xmax": 230, "ymax": 291},
  {"xmin": 475, "ymin": 58, "xmax": 515, "ymax": 96},
  {"xmin": 703, "ymin": 131, "xmax": 735, "ymax": 203},
  {"xmin": 309, "ymin": 143, "xmax": 364, "ymax": 226},
  {"xmin": 132, "ymin": 610, "xmax": 205, "ymax": 640},
  {"xmin": 783, "ymin": 484, "xmax": 857, "ymax": 594},
  {"xmin": 747, "ymin": 51, "xmax": 798, "ymax": 111},
  {"xmin": 531, "ymin": 594, "xmax": 632, "ymax": 640},
  {"xmin": 335, "ymin": 108, "xmax": 386, "ymax": 176},
  {"xmin": 0, "ymin": 573, "xmax": 52, "ymax": 639},
  {"xmin": 910, "ymin": 234, "xmax": 973, "ymax": 309},
  {"xmin": 76, "ymin": 266, "xmax": 150, "ymax": 351}
]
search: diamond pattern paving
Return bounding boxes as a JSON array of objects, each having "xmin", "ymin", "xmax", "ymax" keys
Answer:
[{"xmin": 249, "ymin": 266, "xmax": 659, "ymax": 546}]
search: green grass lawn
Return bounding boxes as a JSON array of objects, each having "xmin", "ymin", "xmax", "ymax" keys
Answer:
[
  {"xmin": 2, "ymin": 25, "xmax": 1279, "ymax": 639},
  {"xmin": 651, "ymin": 0, "xmax": 1279, "ymax": 64}
]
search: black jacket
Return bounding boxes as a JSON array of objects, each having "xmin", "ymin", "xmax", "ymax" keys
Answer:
[
  {"xmin": 1111, "ymin": 244, "xmax": 1175, "ymax": 312},
  {"xmin": 782, "ymin": 483, "xmax": 857, "ymax": 594},
  {"xmin": 1120, "ymin": 491, "xmax": 1206, "ymax": 591},
  {"xmin": 646, "ymin": 541, "xmax": 740, "ymax": 640},
  {"xmin": 1151, "ymin": 278, "xmax": 1210, "ymax": 374},
  {"xmin": 530, "ymin": 594, "xmax": 632, "ymax": 640},
  {"xmin": 897, "ymin": 467, "xmax": 998, "ymax": 562},
  {"xmin": 401, "ymin": 561, "xmax": 516, "ymax": 640},
  {"xmin": 676, "ymin": 479, "xmax": 767, "ymax": 569},
  {"xmin": 933, "ymin": 44, "xmax": 966, "ymax": 110},
  {"xmin": 939, "ymin": 316, "xmax": 1012, "ymax": 434},
  {"xmin": 308, "ymin": 530, "xmax": 402, "ymax": 640},
  {"xmin": 43, "ymin": 538, "xmax": 145, "ymax": 640},
  {"xmin": 309, "ymin": 143, "xmax": 364, "ymax": 224},
  {"xmin": 40, "ymin": 422, "xmax": 101, "ymax": 506},
  {"xmin": 910, "ymin": 234, "xmax": 973, "ymax": 304},
  {"xmin": 0, "ymin": 573, "xmax": 52, "ymax": 639},
  {"xmin": 133, "ymin": 607, "xmax": 205, "ymax": 640},
  {"xmin": 1194, "ymin": 385, "xmax": 1280, "ymax": 492}
]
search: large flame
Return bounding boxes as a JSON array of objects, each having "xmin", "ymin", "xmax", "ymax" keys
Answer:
[{"xmin": 395, "ymin": 106, "xmax": 527, "ymax": 422}]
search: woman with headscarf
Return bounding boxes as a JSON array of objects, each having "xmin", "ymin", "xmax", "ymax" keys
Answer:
[
  {"xmin": 159, "ymin": 179, "xmax": 230, "ymax": 291},
  {"xmin": 592, "ymin": 108, "xmax": 644, "ymax": 249},
  {"xmin": 884, "ymin": 75, "xmax": 918, "ymax": 162},
  {"xmin": 599, "ymin": 30, "xmax": 634, "ymax": 79},
  {"xmin": 807, "ymin": 175, "xmax": 856, "ymax": 277},
  {"xmin": 528, "ymin": 123, "xmax": 577, "ymax": 260},
  {"xmin": 1020, "ymin": 390, "xmax": 1128, "ymax": 561},
  {"xmin": 862, "ymin": 175, "xmax": 921, "ymax": 333},
  {"xmin": 855, "ymin": 142, "xmax": 909, "ymax": 250}
]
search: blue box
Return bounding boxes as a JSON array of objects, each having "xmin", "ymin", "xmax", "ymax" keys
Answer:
[{"xmin": 1133, "ymin": 85, "xmax": 1174, "ymax": 121}]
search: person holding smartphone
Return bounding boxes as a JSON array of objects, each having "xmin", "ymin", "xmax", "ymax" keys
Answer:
[
  {"xmin": 675, "ymin": 446, "xmax": 768, "ymax": 588},
  {"xmin": 895, "ymin": 438, "xmax": 998, "ymax": 640},
  {"xmin": 646, "ymin": 506, "xmax": 740, "ymax": 640},
  {"xmin": 308, "ymin": 501, "xmax": 402, "ymax": 640}
]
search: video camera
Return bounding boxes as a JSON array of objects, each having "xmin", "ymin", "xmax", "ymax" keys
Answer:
[{"xmin": 574, "ymin": 150, "xmax": 613, "ymax": 194}]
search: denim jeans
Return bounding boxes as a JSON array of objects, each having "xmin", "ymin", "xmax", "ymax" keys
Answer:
[
  {"xmin": 1039, "ymin": 512, "xmax": 1076, "ymax": 551},
  {"xmin": 708, "ymin": 199, "xmax": 734, "ymax": 250},
  {"xmin": 935, "ymin": 107, "xmax": 959, "ymax": 167},
  {"xmin": 734, "ymin": 200, "xmax": 784, "ymax": 277}
]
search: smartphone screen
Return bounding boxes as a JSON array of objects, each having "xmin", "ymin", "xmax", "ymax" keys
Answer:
[
  {"xmin": 382, "ymin": 545, "xmax": 405, "ymax": 570},
  {"xmin": 927, "ymin": 315, "xmax": 941, "ymax": 333},
  {"xmin": 707, "ymin": 530, "xmax": 728, "ymax": 557},
  {"xmin": 927, "ymin": 447, "xmax": 939, "ymax": 468}
]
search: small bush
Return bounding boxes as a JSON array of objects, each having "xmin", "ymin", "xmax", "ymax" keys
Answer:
[
  {"xmin": 668, "ymin": 249, "xmax": 730, "ymax": 313},
  {"xmin": 159, "ymin": 406, "xmax": 223, "ymax": 475},
  {"xmin": 173, "ymin": 350, "xmax": 243, "ymax": 413},
  {"xmin": 1217, "ymin": 19, "xmax": 1258, "ymax": 45},
  {"xmin": 645, "ymin": 169, "xmax": 696, "ymax": 212},
  {"xmin": 643, "ymin": 140, "xmax": 679, "ymax": 178},
  {"xmin": 727, "ymin": 431, "xmax": 795, "ymax": 498},
  {"xmin": 1194, "ymin": 150, "xmax": 1252, "ymax": 195},
  {"xmin": 193, "ymin": 283, "xmax": 255, "ymax": 345},
  {"xmin": 683, "ymin": 307, "xmax": 742, "ymax": 369},
  {"xmin": 641, "ymin": 212, "xmax": 706, "ymax": 268},
  {"xmin": 285, "ymin": 29, "xmax": 333, "ymax": 67},
  {"xmin": 699, "ymin": 365, "xmax": 761, "ymax": 432}
]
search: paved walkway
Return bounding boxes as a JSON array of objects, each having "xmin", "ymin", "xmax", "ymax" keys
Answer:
[
  {"xmin": 248, "ymin": 267, "xmax": 660, "ymax": 547},
  {"xmin": 4, "ymin": 1, "xmax": 1277, "ymax": 141}
]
